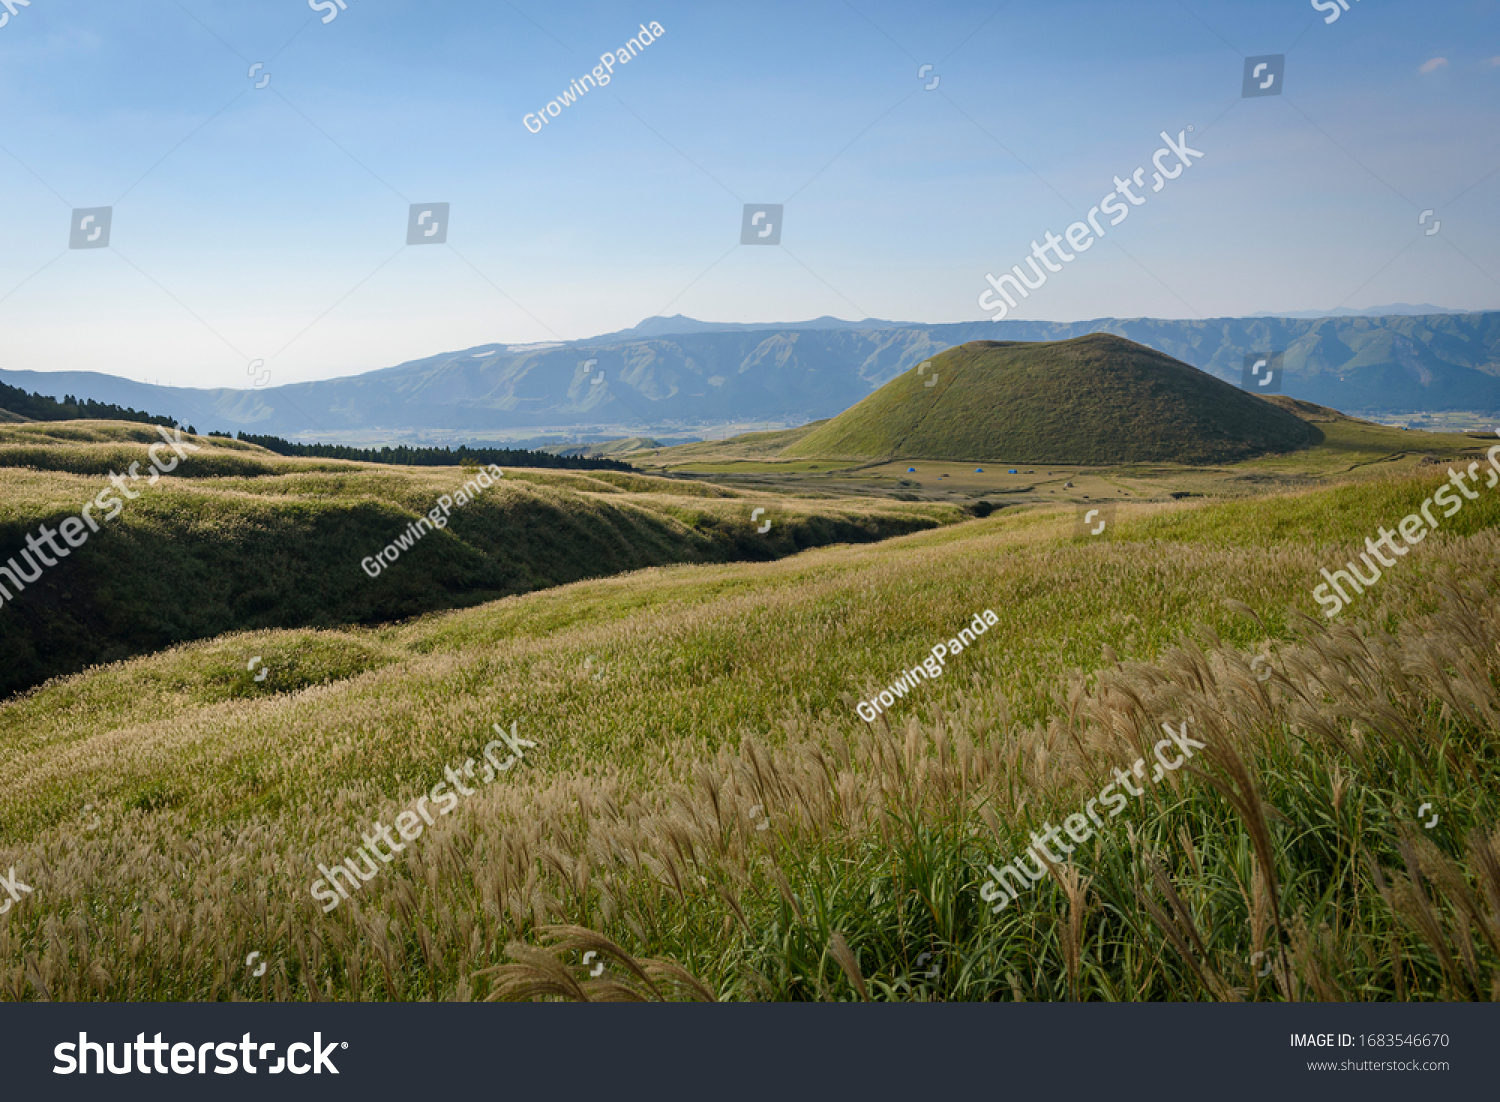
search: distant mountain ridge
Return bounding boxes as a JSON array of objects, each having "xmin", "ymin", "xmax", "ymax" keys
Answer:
[
  {"xmin": 2, "ymin": 311, "xmax": 1498, "ymax": 442},
  {"xmin": 1248, "ymin": 303, "xmax": 1464, "ymax": 319},
  {"xmin": 602, "ymin": 305, "xmax": 1472, "ymax": 338},
  {"xmin": 585, "ymin": 314, "xmax": 917, "ymax": 342}
]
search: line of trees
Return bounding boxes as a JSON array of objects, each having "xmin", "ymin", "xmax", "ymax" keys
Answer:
[
  {"xmin": 0, "ymin": 381, "xmax": 634, "ymax": 472},
  {"xmin": 234, "ymin": 432, "xmax": 637, "ymax": 473},
  {"xmin": 0, "ymin": 381, "xmax": 181, "ymax": 428}
]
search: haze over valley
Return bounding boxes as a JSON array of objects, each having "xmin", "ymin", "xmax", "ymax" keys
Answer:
[{"xmin": 5, "ymin": 309, "xmax": 1498, "ymax": 447}]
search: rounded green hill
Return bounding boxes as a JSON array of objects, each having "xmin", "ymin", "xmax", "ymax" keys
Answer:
[{"xmin": 786, "ymin": 334, "xmax": 1319, "ymax": 465}]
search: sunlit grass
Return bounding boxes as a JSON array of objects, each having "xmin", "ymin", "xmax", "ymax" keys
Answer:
[
  {"xmin": 0, "ymin": 423, "xmax": 961, "ymax": 696},
  {"xmin": 1, "ymin": 467, "xmax": 1497, "ymax": 1001}
]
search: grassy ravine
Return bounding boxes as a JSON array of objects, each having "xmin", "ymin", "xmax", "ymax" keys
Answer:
[
  {"xmin": 0, "ymin": 464, "xmax": 1497, "ymax": 1001},
  {"xmin": 0, "ymin": 422, "xmax": 960, "ymax": 697}
]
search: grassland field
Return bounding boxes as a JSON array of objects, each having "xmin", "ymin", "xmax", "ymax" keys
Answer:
[
  {"xmin": 0, "ymin": 421, "xmax": 962, "ymax": 697},
  {"xmin": 0, "ymin": 410, "xmax": 1498, "ymax": 1002}
]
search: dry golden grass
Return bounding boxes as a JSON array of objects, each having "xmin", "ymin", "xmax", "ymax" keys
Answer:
[
  {"xmin": 1, "ymin": 469, "xmax": 1498, "ymax": 1001},
  {"xmin": 0, "ymin": 420, "xmax": 963, "ymax": 697}
]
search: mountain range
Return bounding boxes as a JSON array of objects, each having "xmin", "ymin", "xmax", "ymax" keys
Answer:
[{"xmin": 3, "ymin": 311, "xmax": 1498, "ymax": 443}]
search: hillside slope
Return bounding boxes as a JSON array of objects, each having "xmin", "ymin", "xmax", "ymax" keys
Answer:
[
  {"xmin": 1, "ymin": 468, "xmax": 1497, "ymax": 1000},
  {"xmin": 0, "ymin": 422, "xmax": 961, "ymax": 698},
  {"xmin": 786, "ymin": 335, "xmax": 1317, "ymax": 464}
]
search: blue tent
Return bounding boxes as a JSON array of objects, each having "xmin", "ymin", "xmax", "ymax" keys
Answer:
[
  {"xmin": 975, "ymin": 468, "xmax": 984, "ymax": 473},
  {"xmin": 908, "ymin": 468, "xmax": 917, "ymax": 473}
]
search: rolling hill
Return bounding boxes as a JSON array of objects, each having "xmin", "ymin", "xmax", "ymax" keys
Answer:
[
  {"xmin": 0, "ymin": 422, "xmax": 961, "ymax": 698},
  {"xmin": 786, "ymin": 335, "xmax": 1317, "ymax": 465}
]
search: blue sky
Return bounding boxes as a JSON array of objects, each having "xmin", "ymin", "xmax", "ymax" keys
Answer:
[{"xmin": 0, "ymin": 0, "xmax": 1496, "ymax": 388}]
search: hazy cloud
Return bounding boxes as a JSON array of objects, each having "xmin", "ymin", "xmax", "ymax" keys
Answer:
[{"xmin": 1419, "ymin": 57, "xmax": 1449, "ymax": 73}]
